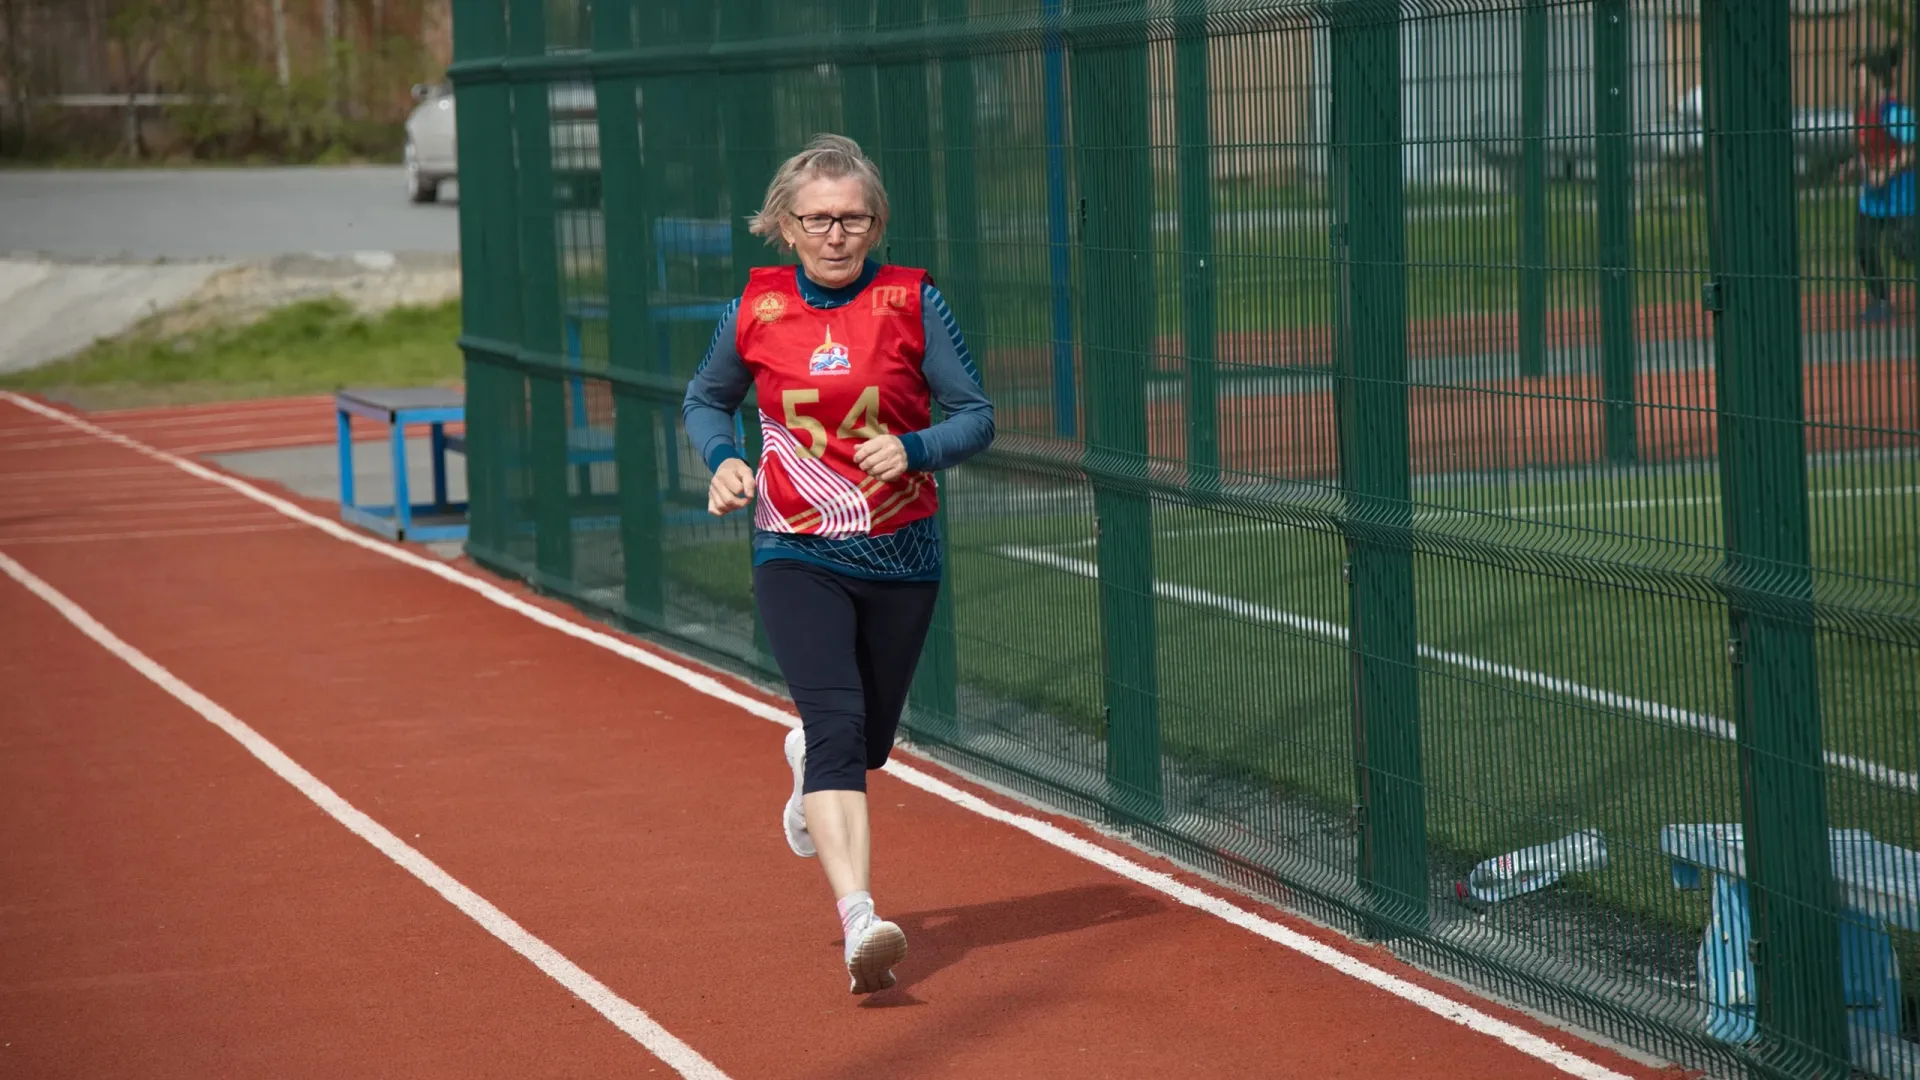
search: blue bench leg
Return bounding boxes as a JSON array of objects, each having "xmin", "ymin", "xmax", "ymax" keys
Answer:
[
  {"xmin": 391, "ymin": 421, "xmax": 413, "ymax": 539},
  {"xmin": 1700, "ymin": 874, "xmax": 1757, "ymax": 1043},
  {"xmin": 431, "ymin": 423, "xmax": 449, "ymax": 509},
  {"xmin": 1841, "ymin": 913, "xmax": 1903, "ymax": 1062},
  {"xmin": 337, "ymin": 408, "xmax": 356, "ymax": 510}
]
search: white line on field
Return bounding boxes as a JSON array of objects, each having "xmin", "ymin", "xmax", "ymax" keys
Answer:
[
  {"xmin": 1048, "ymin": 485, "xmax": 1920, "ymax": 551},
  {"xmin": 0, "ymin": 549, "xmax": 731, "ymax": 1080},
  {"xmin": 993, "ymin": 544, "xmax": 1919, "ymax": 796},
  {"xmin": 0, "ymin": 394, "xmax": 1642, "ymax": 1080}
]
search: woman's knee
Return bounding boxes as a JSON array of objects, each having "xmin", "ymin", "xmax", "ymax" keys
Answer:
[{"xmin": 802, "ymin": 713, "xmax": 870, "ymax": 794}]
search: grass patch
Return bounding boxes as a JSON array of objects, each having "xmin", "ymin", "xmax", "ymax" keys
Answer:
[{"xmin": 2, "ymin": 298, "xmax": 463, "ymax": 409}]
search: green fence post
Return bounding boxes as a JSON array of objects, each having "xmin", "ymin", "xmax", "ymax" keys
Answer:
[
  {"xmin": 1703, "ymin": 2, "xmax": 1846, "ymax": 1075},
  {"xmin": 879, "ymin": 0, "xmax": 954, "ymax": 737},
  {"xmin": 720, "ymin": 0, "xmax": 779, "ymax": 671},
  {"xmin": 592, "ymin": 0, "xmax": 664, "ymax": 626},
  {"xmin": 1071, "ymin": 0, "xmax": 1161, "ymax": 823},
  {"xmin": 507, "ymin": 0, "xmax": 571, "ymax": 588},
  {"xmin": 1331, "ymin": 0, "xmax": 1426, "ymax": 939},
  {"xmin": 1518, "ymin": 0, "xmax": 1547, "ymax": 378},
  {"xmin": 900, "ymin": 0, "xmax": 980, "ymax": 745},
  {"xmin": 450, "ymin": 0, "xmax": 516, "ymax": 563},
  {"xmin": 1177, "ymin": 5, "xmax": 1218, "ymax": 491},
  {"xmin": 1594, "ymin": 0, "xmax": 1636, "ymax": 465}
]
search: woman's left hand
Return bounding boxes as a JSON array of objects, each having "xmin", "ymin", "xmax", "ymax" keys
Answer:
[{"xmin": 852, "ymin": 435, "xmax": 909, "ymax": 482}]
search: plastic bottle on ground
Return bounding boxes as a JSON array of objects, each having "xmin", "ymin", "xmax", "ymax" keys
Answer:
[{"xmin": 1464, "ymin": 829, "xmax": 1609, "ymax": 904}]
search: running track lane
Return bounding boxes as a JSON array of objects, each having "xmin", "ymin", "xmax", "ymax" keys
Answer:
[
  {"xmin": 0, "ymin": 393, "xmax": 460, "ymax": 457},
  {"xmin": 0, "ymin": 394, "xmax": 1672, "ymax": 1080},
  {"xmin": 0, "ymin": 561, "xmax": 680, "ymax": 1078}
]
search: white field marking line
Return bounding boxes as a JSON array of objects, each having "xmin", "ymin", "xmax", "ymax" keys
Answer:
[
  {"xmin": 0, "ymin": 523, "xmax": 305, "ymax": 545},
  {"xmin": 995, "ymin": 544, "xmax": 1920, "ymax": 797},
  {"xmin": 1048, "ymin": 485, "xmax": 1920, "ymax": 551},
  {"xmin": 0, "ymin": 387, "xmax": 1641, "ymax": 1080},
  {"xmin": 0, "ymin": 550, "xmax": 731, "ymax": 1080}
]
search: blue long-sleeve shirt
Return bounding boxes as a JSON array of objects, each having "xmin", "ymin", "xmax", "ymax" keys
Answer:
[{"xmin": 681, "ymin": 260, "xmax": 995, "ymax": 581}]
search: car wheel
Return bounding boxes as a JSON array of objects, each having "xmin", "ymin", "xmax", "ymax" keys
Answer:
[{"xmin": 405, "ymin": 140, "xmax": 439, "ymax": 204}]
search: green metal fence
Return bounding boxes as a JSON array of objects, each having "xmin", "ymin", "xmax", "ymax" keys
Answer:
[{"xmin": 447, "ymin": 2, "xmax": 1920, "ymax": 1076}]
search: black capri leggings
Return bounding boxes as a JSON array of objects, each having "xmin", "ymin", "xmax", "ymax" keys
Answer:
[
  {"xmin": 753, "ymin": 560, "xmax": 941, "ymax": 794},
  {"xmin": 1858, "ymin": 212, "xmax": 1916, "ymax": 303}
]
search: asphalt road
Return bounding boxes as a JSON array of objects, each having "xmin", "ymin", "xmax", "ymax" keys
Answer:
[{"xmin": 0, "ymin": 166, "xmax": 461, "ymax": 261}]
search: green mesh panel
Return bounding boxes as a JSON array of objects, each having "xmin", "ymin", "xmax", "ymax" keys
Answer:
[{"xmin": 449, "ymin": 3, "xmax": 1920, "ymax": 1075}]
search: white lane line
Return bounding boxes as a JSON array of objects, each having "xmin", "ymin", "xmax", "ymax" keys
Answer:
[
  {"xmin": 0, "ymin": 523, "xmax": 304, "ymax": 545},
  {"xmin": 993, "ymin": 544, "xmax": 1919, "ymax": 796},
  {"xmin": 1, "ymin": 388, "xmax": 1642, "ymax": 1080},
  {"xmin": 0, "ymin": 548, "xmax": 731, "ymax": 1080}
]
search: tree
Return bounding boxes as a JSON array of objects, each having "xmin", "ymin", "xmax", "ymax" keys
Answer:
[
  {"xmin": 107, "ymin": 0, "xmax": 169, "ymax": 158},
  {"xmin": 271, "ymin": 0, "xmax": 290, "ymax": 89},
  {"xmin": 323, "ymin": 0, "xmax": 341, "ymax": 120},
  {"xmin": 1, "ymin": 0, "xmax": 23, "ymax": 143}
]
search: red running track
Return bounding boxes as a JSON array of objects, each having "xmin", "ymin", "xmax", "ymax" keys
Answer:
[
  {"xmin": 13, "ymin": 393, "xmax": 464, "ymax": 457},
  {"xmin": 0, "ymin": 391, "xmax": 1680, "ymax": 1080}
]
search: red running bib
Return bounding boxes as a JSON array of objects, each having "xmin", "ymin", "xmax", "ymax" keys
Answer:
[{"xmin": 735, "ymin": 264, "xmax": 939, "ymax": 538}]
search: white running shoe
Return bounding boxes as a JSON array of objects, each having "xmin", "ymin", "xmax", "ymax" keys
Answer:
[
  {"xmin": 783, "ymin": 727, "xmax": 815, "ymax": 858},
  {"xmin": 845, "ymin": 917, "xmax": 907, "ymax": 995}
]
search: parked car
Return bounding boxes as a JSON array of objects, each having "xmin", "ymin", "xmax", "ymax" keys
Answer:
[
  {"xmin": 404, "ymin": 81, "xmax": 457, "ymax": 203},
  {"xmin": 402, "ymin": 80, "xmax": 601, "ymax": 204}
]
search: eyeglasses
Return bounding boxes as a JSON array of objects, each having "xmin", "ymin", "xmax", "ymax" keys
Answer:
[{"xmin": 791, "ymin": 212, "xmax": 876, "ymax": 236}]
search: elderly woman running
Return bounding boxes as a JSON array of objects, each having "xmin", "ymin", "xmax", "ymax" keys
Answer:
[{"xmin": 681, "ymin": 133, "xmax": 994, "ymax": 994}]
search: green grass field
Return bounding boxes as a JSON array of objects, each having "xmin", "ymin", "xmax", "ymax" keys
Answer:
[{"xmin": 946, "ymin": 457, "xmax": 1917, "ymax": 925}]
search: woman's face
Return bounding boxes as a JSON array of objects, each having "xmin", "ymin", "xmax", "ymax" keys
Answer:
[{"xmin": 779, "ymin": 175, "xmax": 880, "ymax": 289}]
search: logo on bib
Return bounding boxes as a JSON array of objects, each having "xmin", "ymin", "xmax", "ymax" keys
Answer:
[
  {"xmin": 809, "ymin": 328, "xmax": 851, "ymax": 376},
  {"xmin": 870, "ymin": 284, "xmax": 912, "ymax": 316},
  {"xmin": 753, "ymin": 293, "xmax": 788, "ymax": 323}
]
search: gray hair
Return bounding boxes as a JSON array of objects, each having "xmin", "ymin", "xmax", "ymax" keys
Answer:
[{"xmin": 747, "ymin": 133, "xmax": 889, "ymax": 249}]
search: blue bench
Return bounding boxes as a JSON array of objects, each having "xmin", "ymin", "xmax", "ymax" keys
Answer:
[
  {"xmin": 334, "ymin": 219, "xmax": 738, "ymax": 544},
  {"xmin": 1661, "ymin": 823, "xmax": 1920, "ymax": 1076},
  {"xmin": 335, "ymin": 387, "xmax": 469, "ymax": 543}
]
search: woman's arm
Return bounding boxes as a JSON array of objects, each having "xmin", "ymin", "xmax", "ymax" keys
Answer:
[
  {"xmin": 900, "ymin": 283, "xmax": 995, "ymax": 472},
  {"xmin": 681, "ymin": 299, "xmax": 752, "ymax": 471}
]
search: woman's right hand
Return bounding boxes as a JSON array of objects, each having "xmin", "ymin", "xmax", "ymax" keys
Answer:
[{"xmin": 708, "ymin": 458, "xmax": 755, "ymax": 516}]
